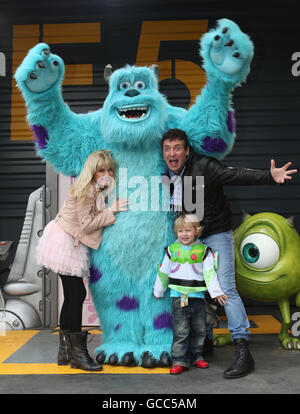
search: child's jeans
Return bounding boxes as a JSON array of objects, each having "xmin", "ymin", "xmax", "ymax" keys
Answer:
[{"xmin": 171, "ymin": 297, "xmax": 206, "ymax": 368}]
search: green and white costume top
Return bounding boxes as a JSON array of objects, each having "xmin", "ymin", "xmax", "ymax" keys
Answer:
[{"xmin": 154, "ymin": 239, "xmax": 224, "ymax": 299}]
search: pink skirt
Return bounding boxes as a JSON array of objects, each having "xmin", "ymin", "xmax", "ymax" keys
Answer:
[{"xmin": 36, "ymin": 220, "xmax": 90, "ymax": 278}]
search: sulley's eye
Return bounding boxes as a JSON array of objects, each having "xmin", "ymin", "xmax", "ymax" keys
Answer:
[
  {"xmin": 240, "ymin": 233, "xmax": 280, "ymax": 269},
  {"xmin": 120, "ymin": 81, "xmax": 131, "ymax": 90},
  {"xmin": 134, "ymin": 80, "xmax": 145, "ymax": 89}
]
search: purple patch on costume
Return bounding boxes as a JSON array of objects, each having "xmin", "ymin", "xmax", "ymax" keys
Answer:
[
  {"xmin": 89, "ymin": 266, "xmax": 102, "ymax": 284},
  {"xmin": 116, "ymin": 296, "xmax": 139, "ymax": 311},
  {"xmin": 191, "ymin": 264, "xmax": 200, "ymax": 275},
  {"xmin": 201, "ymin": 136, "xmax": 227, "ymax": 153},
  {"xmin": 227, "ymin": 110, "xmax": 236, "ymax": 134},
  {"xmin": 31, "ymin": 125, "xmax": 49, "ymax": 150},
  {"xmin": 170, "ymin": 264, "xmax": 181, "ymax": 273},
  {"xmin": 114, "ymin": 323, "xmax": 121, "ymax": 331},
  {"xmin": 153, "ymin": 312, "xmax": 173, "ymax": 330}
]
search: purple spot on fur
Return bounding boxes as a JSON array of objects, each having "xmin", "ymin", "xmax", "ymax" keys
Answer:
[
  {"xmin": 201, "ymin": 136, "xmax": 227, "ymax": 153},
  {"xmin": 89, "ymin": 266, "xmax": 102, "ymax": 284},
  {"xmin": 31, "ymin": 125, "xmax": 48, "ymax": 150},
  {"xmin": 114, "ymin": 323, "xmax": 121, "ymax": 331},
  {"xmin": 227, "ymin": 111, "xmax": 236, "ymax": 133},
  {"xmin": 153, "ymin": 312, "xmax": 173, "ymax": 330},
  {"xmin": 116, "ymin": 296, "xmax": 139, "ymax": 311}
]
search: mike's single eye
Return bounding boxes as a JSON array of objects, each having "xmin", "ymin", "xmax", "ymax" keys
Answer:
[
  {"xmin": 120, "ymin": 82, "xmax": 131, "ymax": 90},
  {"xmin": 240, "ymin": 233, "xmax": 280, "ymax": 269},
  {"xmin": 134, "ymin": 80, "xmax": 145, "ymax": 89}
]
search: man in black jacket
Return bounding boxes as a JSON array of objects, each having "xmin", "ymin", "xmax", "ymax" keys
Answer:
[{"xmin": 161, "ymin": 128, "xmax": 297, "ymax": 379}]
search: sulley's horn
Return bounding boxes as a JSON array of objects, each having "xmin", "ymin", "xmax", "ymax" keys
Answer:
[
  {"xmin": 104, "ymin": 64, "xmax": 113, "ymax": 83},
  {"xmin": 150, "ymin": 64, "xmax": 160, "ymax": 80}
]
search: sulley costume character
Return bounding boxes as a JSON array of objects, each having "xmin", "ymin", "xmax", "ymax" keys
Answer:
[{"xmin": 15, "ymin": 19, "xmax": 253, "ymax": 367}]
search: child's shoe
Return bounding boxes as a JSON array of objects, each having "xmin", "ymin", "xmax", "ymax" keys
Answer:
[
  {"xmin": 195, "ymin": 359, "xmax": 209, "ymax": 369},
  {"xmin": 169, "ymin": 365, "xmax": 188, "ymax": 375}
]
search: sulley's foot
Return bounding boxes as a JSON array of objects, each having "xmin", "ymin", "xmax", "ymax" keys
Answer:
[{"xmin": 94, "ymin": 343, "xmax": 172, "ymax": 367}]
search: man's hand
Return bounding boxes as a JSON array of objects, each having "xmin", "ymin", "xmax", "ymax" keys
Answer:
[{"xmin": 270, "ymin": 159, "xmax": 297, "ymax": 184}]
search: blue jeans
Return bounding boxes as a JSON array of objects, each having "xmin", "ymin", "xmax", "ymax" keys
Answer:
[
  {"xmin": 201, "ymin": 231, "xmax": 250, "ymax": 341},
  {"xmin": 171, "ymin": 297, "xmax": 206, "ymax": 367}
]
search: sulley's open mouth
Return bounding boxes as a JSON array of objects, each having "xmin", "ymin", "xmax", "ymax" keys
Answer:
[{"xmin": 116, "ymin": 104, "xmax": 150, "ymax": 122}]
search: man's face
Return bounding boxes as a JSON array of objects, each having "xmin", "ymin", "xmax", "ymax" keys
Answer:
[{"xmin": 162, "ymin": 138, "xmax": 190, "ymax": 174}]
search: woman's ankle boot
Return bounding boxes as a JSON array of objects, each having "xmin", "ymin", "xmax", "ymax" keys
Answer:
[
  {"xmin": 69, "ymin": 331, "xmax": 103, "ymax": 372},
  {"xmin": 223, "ymin": 338, "xmax": 255, "ymax": 379},
  {"xmin": 57, "ymin": 330, "xmax": 71, "ymax": 365}
]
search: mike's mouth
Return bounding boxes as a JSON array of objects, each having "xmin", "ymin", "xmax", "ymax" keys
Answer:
[{"xmin": 116, "ymin": 104, "xmax": 150, "ymax": 122}]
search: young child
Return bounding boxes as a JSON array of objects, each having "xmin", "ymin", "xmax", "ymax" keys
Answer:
[
  {"xmin": 36, "ymin": 150, "xmax": 128, "ymax": 372},
  {"xmin": 153, "ymin": 213, "xmax": 228, "ymax": 375}
]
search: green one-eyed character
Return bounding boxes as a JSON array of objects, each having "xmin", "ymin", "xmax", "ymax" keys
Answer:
[{"xmin": 234, "ymin": 212, "xmax": 300, "ymax": 350}]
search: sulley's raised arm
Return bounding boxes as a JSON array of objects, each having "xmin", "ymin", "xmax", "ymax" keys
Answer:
[
  {"xmin": 180, "ymin": 19, "xmax": 254, "ymax": 160},
  {"xmin": 15, "ymin": 43, "xmax": 102, "ymax": 176}
]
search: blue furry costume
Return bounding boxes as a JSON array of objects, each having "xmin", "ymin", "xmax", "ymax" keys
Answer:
[{"xmin": 15, "ymin": 19, "xmax": 253, "ymax": 367}]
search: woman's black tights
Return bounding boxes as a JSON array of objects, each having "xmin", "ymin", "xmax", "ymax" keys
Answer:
[{"xmin": 59, "ymin": 274, "xmax": 87, "ymax": 332}]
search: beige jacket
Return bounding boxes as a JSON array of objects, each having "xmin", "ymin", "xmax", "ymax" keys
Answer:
[{"xmin": 54, "ymin": 183, "xmax": 116, "ymax": 250}]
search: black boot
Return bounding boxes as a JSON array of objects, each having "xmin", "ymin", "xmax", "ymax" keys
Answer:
[
  {"xmin": 223, "ymin": 338, "xmax": 255, "ymax": 379},
  {"xmin": 57, "ymin": 330, "xmax": 71, "ymax": 366},
  {"xmin": 69, "ymin": 331, "xmax": 103, "ymax": 371}
]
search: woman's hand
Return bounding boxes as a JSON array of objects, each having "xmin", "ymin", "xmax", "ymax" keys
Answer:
[{"xmin": 109, "ymin": 198, "xmax": 128, "ymax": 213}]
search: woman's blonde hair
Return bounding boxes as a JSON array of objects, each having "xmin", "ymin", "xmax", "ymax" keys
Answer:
[
  {"xmin": 70, "ymin": 150, "xmax": 117, "ymax": 202},
  {"xmin": 174, "ymin": 214, "xmax": 204, "ymax": 238}
]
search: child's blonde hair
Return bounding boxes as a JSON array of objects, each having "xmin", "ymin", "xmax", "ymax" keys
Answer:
[
  {"xmin": 70, "ymin": 150, "xmax": 117, "ymax": 202},
  {"xmin": 174, "ymin": 214, "xmax": 204, "ymax": 238}
]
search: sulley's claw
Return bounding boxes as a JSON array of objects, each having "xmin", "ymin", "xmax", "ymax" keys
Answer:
[
  {"xmin": 141, "ymin": 351, "xmax": 158, "ymax": 368},
  {"xmin": 121, "ymin": 352, "xmax": 138, "ymax": 366},
  {"xmin": 95, "ymin": 350, "xmax": 106, "ymax": 364},
  {"xmin": 108, "ymin": 353, "xmax": 119, "ymax": 365}
]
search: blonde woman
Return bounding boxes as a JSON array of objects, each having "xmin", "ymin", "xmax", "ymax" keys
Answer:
[{"xmin": 36, "ymin": 150, "xmax": 127, "ymax": 371}]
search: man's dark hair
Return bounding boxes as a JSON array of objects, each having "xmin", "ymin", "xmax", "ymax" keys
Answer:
[{"xmin": 161, "ymin": 129, "xmax": 190, "ymax": 150}]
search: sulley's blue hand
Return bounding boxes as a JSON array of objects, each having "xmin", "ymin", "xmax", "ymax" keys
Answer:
[
  {"xmin": 15, "ymin": 43, "xmax": 65, "ymax": 96},
  {"xmin": 201, "ymin": 18, "xmax": 254, "ymax": 85},
  {"xmin": 181, "ymin": 19, "xmax": 254, "ymax": 159}
]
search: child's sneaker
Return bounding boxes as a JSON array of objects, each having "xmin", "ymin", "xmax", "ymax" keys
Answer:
[
  {"xmin": 169, "ymin": 365, "xmax": 188, "ymax": 375},
  {"xmin": 195, "ymin": 360, "xmax": 209, "ymax": 369}
]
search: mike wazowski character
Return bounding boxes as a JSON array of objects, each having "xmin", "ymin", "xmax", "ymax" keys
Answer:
[
  {"xmin": 15, "ymin": 19, "xmax": 254, "ymax": 367},
  {"xmin": 234, "ymin": 212, "xmax": 300, "ymax": 350}
]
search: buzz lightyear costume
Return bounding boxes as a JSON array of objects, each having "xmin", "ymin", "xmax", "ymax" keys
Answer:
[
  {"xmin": 154, "ymin": 240, "xmax": 224, "ymax": 368},
  {"xmin": 154, "ymin": 240, "xmax": 223, "ymax": 299}
]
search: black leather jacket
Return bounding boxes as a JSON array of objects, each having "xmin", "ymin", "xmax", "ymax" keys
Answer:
[{"xmin": 171, "ymin": 148, "xmax": 276, "ymax": 238}]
